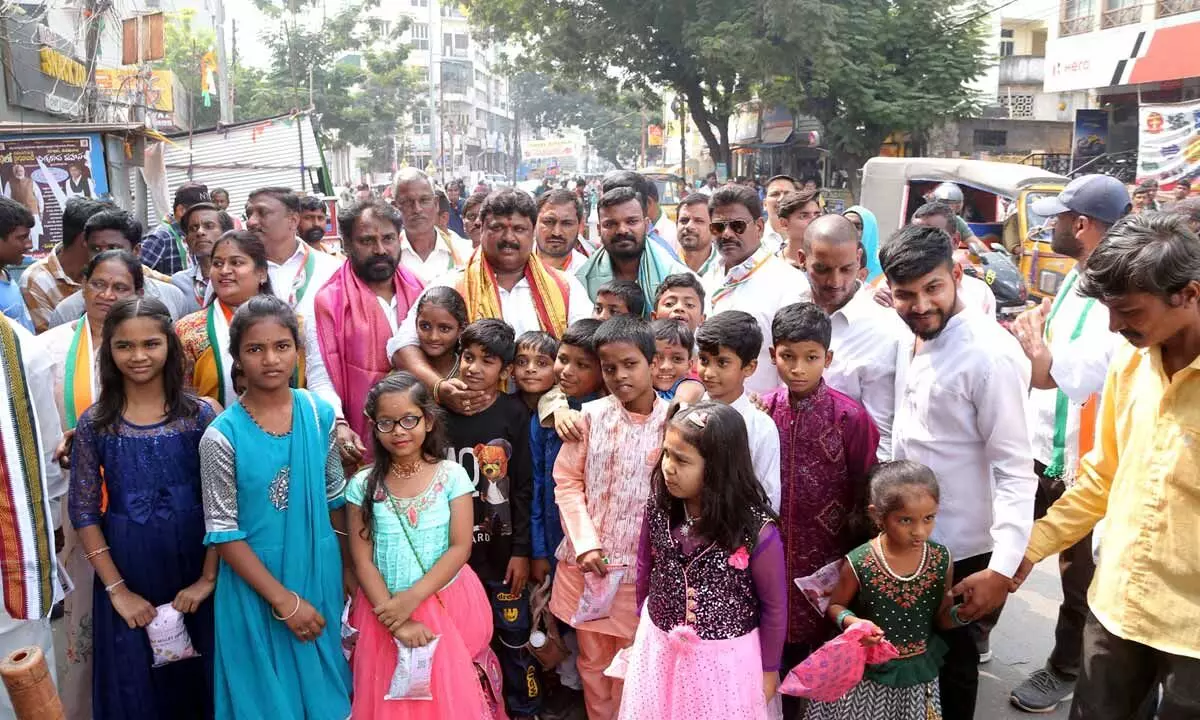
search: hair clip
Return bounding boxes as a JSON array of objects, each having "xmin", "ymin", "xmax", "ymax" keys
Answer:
[{"xmin": 685, "ymin": 410, "xmax": 710, "ymax": 430}]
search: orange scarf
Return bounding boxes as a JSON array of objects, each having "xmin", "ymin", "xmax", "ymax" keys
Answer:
[{"xmin": 460, "ymin": 248, "xmax": 569, "ymax": 338}]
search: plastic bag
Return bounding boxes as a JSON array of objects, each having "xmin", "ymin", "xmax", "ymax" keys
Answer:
[
  {"xmin": 779, "ymin": 621, "xmax": 899, "ymax": 702},
  {"xmin": 571, "ymin": 566, "xmax": 626, "ymax": 625},
  {"xmin": 146, "ymin": 603, "xmax": 200, "ymax": 667},
  {"xmin": 340, "ymin": 600, "xmax": 358, "ymax": 661},
  {"xmin": 525, "ymin": 576, "xmax": 569, "ymax": 669},
  {"xmin": 386, "ymin": 636, "xmax": 439, "ymax": 701},
  {"xmin": 794, "ymin": 558, "xmax": 845, "ymax": 616}
]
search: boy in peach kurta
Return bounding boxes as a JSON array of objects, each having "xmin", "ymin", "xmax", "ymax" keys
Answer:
[{"xmin": 549, "ymin": 316, "xmax": 669, "ymax": 720}]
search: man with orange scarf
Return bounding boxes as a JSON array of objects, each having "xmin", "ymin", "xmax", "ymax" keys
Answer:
[
  {"xmin": 314, "ymin": 198, "xmax": 423, "ymax": 466},
  {"xmin": 388, "ymin": 189, "xmax": 592, "ymax": 414}
]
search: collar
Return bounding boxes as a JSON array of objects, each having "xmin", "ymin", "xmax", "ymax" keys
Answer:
[
  {"xmin": 716, "ymin": 242, "xmax": 771, "ymax": 278},
  {"xmin": 919, "ymin": 309, "xmax": 971, "ymax": 351},
  {"xmin": 46, "ymin": 250, "xmax": 80, "ymax": 285},
  {"xmin": 267, "ymin": 238, "xmax": 306, "ymax": 269},
  {"xmin": 830, "ymin": 282, "xmax": 870, "ymax": 323},
  {"xmin": 401, "ymin": 228, "xmax": 450, "ymax": 256}
]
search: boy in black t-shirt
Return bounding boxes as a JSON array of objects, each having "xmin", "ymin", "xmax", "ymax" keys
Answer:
[{"xmin": 443, "ymin": 318, "xmax": 540, "ymax": 719}]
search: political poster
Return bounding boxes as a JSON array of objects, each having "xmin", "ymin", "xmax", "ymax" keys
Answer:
[
  {"xmin": 1069, "ymin": 109, "xmax": 1108, "ymax": 172},
  {"xmin": 0, "ymin": 134, "xmax": 109, "ymax": 253},
  {"xmin": 1137, "ymin": 99, "xmax": 1200, "ymax": 191}
]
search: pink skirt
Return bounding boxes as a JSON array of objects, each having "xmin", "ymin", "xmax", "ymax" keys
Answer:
[
  {"xmin": 349, "ymin": 567, "xmax": 508, "ymax": 720},
  {"xmin": 616, "ymin": 610, "xmax": 774, "ymax": 720}
]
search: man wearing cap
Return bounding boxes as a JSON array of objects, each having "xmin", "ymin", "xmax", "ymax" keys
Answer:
[{"xmin": 1006, "ymin": 175, "xmax": 1131, "ymax": 714}]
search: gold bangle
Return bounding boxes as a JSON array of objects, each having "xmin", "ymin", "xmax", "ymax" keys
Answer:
[
  {"xmin": 85, "ymin": 546, "xmax": 110, "ymax": 560},
  {"xmin": 433, "ymin": 379, "xmax": 444, "ymax": 404},
  {"xmin": 272, "ymin": 591, "xmax": 301, "ymax": 621}
]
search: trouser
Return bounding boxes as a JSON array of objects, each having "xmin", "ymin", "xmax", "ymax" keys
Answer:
[
  {"xmin": 936, "ymin": 551, "xmax": 990, "ymax": 720},
  {"xmin": 779, "ymin": 641, "xmax": 818, "ymax": 720},
  {"xmin": 575, "ymin": 629, "xmax": 627, "ymax": 720},
  {"xmin": 1070, "ymin": 612, "xmax": 1200, "ymax": 720},
  {"xmin": 1033, "ymin": 462, "xmax": 1096, "ymax": 678},
  {"xmin": 485, "ymin": 579, "xmax": 543, "ymax": 717},
  {"xmin": 0, "ymin": 609, "xmax": 55, "ymax": 720}
]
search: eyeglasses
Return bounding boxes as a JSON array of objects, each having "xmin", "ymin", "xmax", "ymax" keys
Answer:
[
  {"xmin": 709, "ymin": 220, "xmax": 749, "ymax": 236},
  {"xmin": 395, "ymin": 196, "xmax": 437, "ymax": 211},
  {"xmin": 372, "ymin": 415, "xmax": 423, "ymax": 433},
  {"xmin": 86, "ymin": 279, "xmax": 135, "ymax": 296}
]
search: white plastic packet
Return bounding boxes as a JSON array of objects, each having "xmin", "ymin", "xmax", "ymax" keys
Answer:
[
  {"xmin": 386, "ymin": 636, "xmax": 439, "ymax": 701},
  {"xmin": 571, "ymin": 566, "xmax": 627, "ymax": 625},
  {"xmin": 340, "ymin": 601, "xmax": 358, "ymax": 661},
  {"xmin": 146, "ymin": 603, "xmax": 200, "ymax": 667},
  {"xmin": 794, "ymin": 558, "xmax": 845, "ymax": 616}
]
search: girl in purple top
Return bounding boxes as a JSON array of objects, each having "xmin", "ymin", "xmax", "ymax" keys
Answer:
[{"xmin": 618, "ymin": 402, "xmax": 787, "ymax": 719}]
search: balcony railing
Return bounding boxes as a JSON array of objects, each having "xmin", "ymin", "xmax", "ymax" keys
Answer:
[
  {"xmin": 1101, "ymin": 4, "xmax": 1142, "ymax": 27},
  {"xmin": 1059, "ymin": 15, "xmax": 1095, "ymax": 35},
  {"xmin": 1158, "ymin": 0, "xmax": 1200, "ymax": 16},
  {"xmin": 999, "ymin": 55, "xmax": 1045, "ymax": 85}
]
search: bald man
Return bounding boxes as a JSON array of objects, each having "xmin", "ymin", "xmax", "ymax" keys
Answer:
[{"xmin": 806, "ymin": 214, "xmax": 909, "ymax": 460}]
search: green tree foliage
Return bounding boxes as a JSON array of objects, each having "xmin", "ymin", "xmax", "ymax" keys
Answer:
[{"xmin": 158, "ymin": 10, "xmax": 221, "ymax": 129}]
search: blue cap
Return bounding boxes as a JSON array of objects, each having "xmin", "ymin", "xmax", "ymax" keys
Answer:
[{"xmin": 1032, "ymin": 174, "xmax": 1131, "ymax": 225}]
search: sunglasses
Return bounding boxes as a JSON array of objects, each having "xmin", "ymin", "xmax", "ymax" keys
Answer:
[
  {"xmin": 372, "ymin": 415, "xmax": 423, "ymax": 433},
  {"xmin": 709, "ymin": 219, "xmax": 750, "ymax": 235}
]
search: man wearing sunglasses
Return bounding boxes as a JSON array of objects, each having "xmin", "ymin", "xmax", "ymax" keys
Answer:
[{"xmin": 705, "ymin": 184, "xmax": 812, "ymax": 396}]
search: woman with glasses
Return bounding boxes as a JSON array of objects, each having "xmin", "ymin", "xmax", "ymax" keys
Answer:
[{"xmin": 38, "ymin": 249, "xmax": 145, "ymax": 720}]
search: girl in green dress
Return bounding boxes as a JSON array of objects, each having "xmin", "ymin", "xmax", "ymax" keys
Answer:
[{"xmin": 805, "ymin": 460, "xmax": 964, "ymax": 720}]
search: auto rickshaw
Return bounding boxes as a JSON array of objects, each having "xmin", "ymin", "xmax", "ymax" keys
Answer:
[
  {"xmin": 638, "ymin": 166, "xmax": 686, "ymax": 224},
  {"xmin": 860, "ymin": 157, "xmax": 1071, "ymax": 304}
]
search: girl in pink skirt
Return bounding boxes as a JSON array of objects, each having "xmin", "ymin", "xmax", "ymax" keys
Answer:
[
  {"xmin": 616, "ymin": 402, "xmax": 787, "ymax": 719},
  {"xmin": 345, "ymin": 373, "xmax": 507, "ymax": 720}
]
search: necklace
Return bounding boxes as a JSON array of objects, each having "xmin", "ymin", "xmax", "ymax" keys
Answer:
[
  {"xmin": 389, "ymin": 460, "xmax": 424, "ymax": 480},
  {"xmin": 679, "ymin": 506, "xmax": 700, "ymax": 536},
  {"xmin": 242, "ymin": 401, "xmax": 290, "ymax": 437},
  {"xmin": 874, "ymin": 537, "xmax": 928, "ymax": 582}
]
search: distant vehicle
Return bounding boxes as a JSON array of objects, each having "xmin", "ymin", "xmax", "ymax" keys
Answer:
[
  {"xmin": 483, "ymin": 173, "xmax": 509, "ymax": 188},
  {"xmin": 638, "ymin": 166, "xmax": 685, "ymax": 224}
]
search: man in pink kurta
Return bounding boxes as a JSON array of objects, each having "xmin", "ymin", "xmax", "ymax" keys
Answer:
[{"xmin": 314, "ymin": 199, "xmax": 423, "ymax": 464}]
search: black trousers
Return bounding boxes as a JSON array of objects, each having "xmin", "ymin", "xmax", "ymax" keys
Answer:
[
  {"xmin": 935, "ymin": 552, "xmax": 990, "ymax": 720},
  {"xmin": 484, "ymin": 579, "xmax": 543, "ymax": 716}
]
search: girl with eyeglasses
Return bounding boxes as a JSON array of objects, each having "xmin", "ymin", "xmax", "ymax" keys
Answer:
[{"xmin": 345, "ymin": 372, "xmax": 503, "ymax": 720}]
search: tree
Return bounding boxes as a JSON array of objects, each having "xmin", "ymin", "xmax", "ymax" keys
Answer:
[
  {"xmin": 509, "ymin": 71, "xmax": 661, "ymax": 170},
  {"xmin": 466, "ymin": 0, "xmax": 759, "ymax": 170},
  {"xmin": 159, "ymin": 10, "xmax": 222, "ymax": 129}
]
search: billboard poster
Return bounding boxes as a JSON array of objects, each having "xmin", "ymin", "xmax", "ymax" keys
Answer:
[
  {"xmin": 1137, "ymin": 99, "xmax": 1200, "ymax": 191},
  {"xmin": 1069, "ymin": 109, "xmax": 1109, "ymax": 172},
  {"xmin": 0, "ymin": 134, "xmax": 110, "ymax": 253}
]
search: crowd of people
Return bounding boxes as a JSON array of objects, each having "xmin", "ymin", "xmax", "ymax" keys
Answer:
[{"xmin": 0, "ymin": 165, "xmax": 1195, "ymax": 720}]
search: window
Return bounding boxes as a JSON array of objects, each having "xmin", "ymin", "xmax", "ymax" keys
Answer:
[
  {"xmin": 1064, "ymin": 0, "xmax": 1093, "ymax": 17},
  {"xmin": 999, "ymin": 93, "xmax": 1035, "ymax": 118},
  {"xmin": 441, "ymin": 62, "xmax": 470, "ymax": 94},
  {"xmin": 413, "ymin": 109, "xmax": 431, "ymax": 135},
  {"xmin": 999, "ymin": 29, "xmax": 1014, "ymax": 57},
  {"xmin": 412, "ymin": 0, "xmax": 428, "ymax": 6},
  {"xmin": 973, "ymin": 129, "xmax": 1008, "ymax": 148},
  {"xmin": 443, "ymin": 33, "xmax": 468, "ymax": 56},
  {"xmin": 410, "ymin": 23, "xmax": 429, "ymax": 50},
  {"xmin": 441, "ymin": 3, "xmax": 464, "ymax": 17}
]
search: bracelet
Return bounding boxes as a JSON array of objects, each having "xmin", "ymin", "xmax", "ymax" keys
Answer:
[
  {"xmin": 105, "ymin": 579, "xmax": 125, "ymax": 594},
  {"xmin": 334, "ymin": 418, "xmax": 349, "ymax": 429},
  {"xmin": 272, "ymin": 591, "xmax": 301, "ymax": 621},
  {"xmin": 432, "ymin": 379, "xmax": 444, "ymax": 404},
  {"xmin": 333, "ymin": 528, "xmax": 348, "ymax": 537},
  {"xmin": 85, "ymin": 546, "xmax": 110, "ymax": 560},
  {"xmin": 949, "ymin": 603, "xmax": 969, "ymax": 627},
  {"xmin": 835, "ymin": 609, "xmax": 857, "ymax": 629}
]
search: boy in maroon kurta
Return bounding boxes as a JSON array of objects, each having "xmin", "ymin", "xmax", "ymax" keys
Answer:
[{"xmin": 761, "ymin": 302, "xmax": 879, "ymax": 712}]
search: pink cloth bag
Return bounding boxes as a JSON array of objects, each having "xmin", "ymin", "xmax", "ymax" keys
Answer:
[{"xmin": 779, "ymin": 621, "xmax": 900, "ymax": 702}]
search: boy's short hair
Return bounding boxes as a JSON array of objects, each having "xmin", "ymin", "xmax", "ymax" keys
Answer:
[
  {"xmin": 593, "ymin": 315, "xmax": 656, "ymax": 362},
  {"xmin": 695, "ymin": 311, "xmax": 762, "ymax": 365},
  {"xmin": 771, "ymin": 302, "xmax": 832, "ymax": 349},
  {"xmin": 596, "ymin": 279, "xmax": 646, "ymax": 317},
  {"xmin": 653, "ymin": 272, "xmax": 707, "ymax": 309},
  {"xmin": 516, "ymin": 330, "xmax": 560, "ymax": 359},
  {"xmin": 777, "ymin": 189, "xmax": 821, "ymax": 219},
  {"xmin": 650, "ymin": 317, "xmax": 695, "ymax": 355},
  {"xmin": 459, "ymin": 319, "xmax": 517, "ymax": 364},
  {"xmin": 561, "ymin": 318, "xmax": 602, "ymax": 356}
]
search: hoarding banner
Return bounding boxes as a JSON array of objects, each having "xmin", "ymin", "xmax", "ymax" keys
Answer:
[
  {"xmin": 1137, "ymin": 99, "xmax": 1200, "ymax": 190},
  {"xmin": 1070, "ymin": 109, "xmax": 1109, "ymax": 171},
  {"xmin": 0, "ymin": 134, "xmax": 110, "ymax": 252},
  {"xmin": 523, "ymin": 138, "xmax": 575, "ymax": 161}
]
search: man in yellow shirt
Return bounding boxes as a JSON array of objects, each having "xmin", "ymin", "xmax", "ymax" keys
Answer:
[{"xmin": 1010, "ymin": 212, "xmax": 1200, "ymax": 719}]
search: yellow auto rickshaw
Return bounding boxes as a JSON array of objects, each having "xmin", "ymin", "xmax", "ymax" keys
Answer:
[
  {"xmin": 638, "ymin": 166, "xmax": 686, "ymax": 224},
  {"xmin": 859, "ymin": 157, "xmax": 1071, "ymax": 301}
]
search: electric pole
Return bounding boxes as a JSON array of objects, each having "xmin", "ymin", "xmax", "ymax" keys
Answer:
[{"xmin": 214, "ymin": 0, "xmax": 233, "ymax": 123}]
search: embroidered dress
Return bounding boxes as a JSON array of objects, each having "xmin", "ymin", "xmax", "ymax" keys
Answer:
[
  {"xmin": 804, "ymin": 540, "xmax": 950, "ymax": 720},
  {"xmin": 345, "ymin": 462, "xmax": 507, "ymax": 720},
  {"xmin": 69, "ymin": 405, "xmax": 217, "ymax": 720},
  {"xmin": 199, "ymin": 390, "xmax": 351, "ymax": 720}
]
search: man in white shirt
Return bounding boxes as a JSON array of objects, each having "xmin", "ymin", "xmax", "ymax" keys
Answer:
[
  {"xmin": 389, "ymin": 188, "xmax": 592, "ymax": 414},
  {"xmin": 803, "ymin": 214, "xmax": 909, "ymax": 460},
  {"xmin": 393, "ymin": 168, "xmax": 472, "ymax": 285},
  {"xmin": 676, "ymin": 194, "xmax": 718, "ymax": 277},
  {"xmin": 762, "ymin": 174, "xmax": 800, "ymax": 254},
  {"xmin": 882, "ymin": 223, "xmax": 1037, "ymax": 720},
  {"xmin": 534, "ymin": 189, "xmax": 589, "ymax": 274},
  {"xmin": 1006, "ymin": 175, "xmax": 1130, "ymax": 714},
  {"xmin": 705, "ymin": 184, "xmax": 811, "ymax": 396}
]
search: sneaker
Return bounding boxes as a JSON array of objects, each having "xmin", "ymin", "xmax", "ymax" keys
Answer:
[
  {"xmin": 976, "ymin": 636, "xmax": 991, "ymax": 663},
  {"xmin": 1010, "ymin": 668, "xmax": 1075, "ymax": 713}
]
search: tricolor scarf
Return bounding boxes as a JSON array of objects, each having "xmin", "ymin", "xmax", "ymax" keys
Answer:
[
  {"xmin": 460, "ymin": 249, "xmax": 570, "ymax": 339},
  {"xmin": 1043, "ymin": 270, "xmax": 1098, "ymax": 480},
  {"xmin": 286, "ymin": 243, "xmax": 319, "ymax": 308},
  {"xmin": 711, "ymin": 244, "xmax": 773, "ymax": 305},
  {"xmin": 63, "ymin": 318, "xmax": 98, "ymax": 430},
  {"xmin": 205, "ymin": 300, "xmax": 238, "ymax": 408},
  {"xmin": 0, "ymin": 319, "xmax": 54, "ymax": 619}
]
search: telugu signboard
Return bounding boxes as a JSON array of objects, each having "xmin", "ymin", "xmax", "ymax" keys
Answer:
[
  {"xmin": 522, "ymin": 138, "xmax": 576, "ymax": 161},
  {"xmin": 0, "ymin": 134, "xmax": 110, "ymax": 252},
  {"xmin": 1136, "ymin": 99, "xmax": 1200, "ymax": 191}
]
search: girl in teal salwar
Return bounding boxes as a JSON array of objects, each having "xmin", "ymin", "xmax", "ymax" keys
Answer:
[{"xmin": 199, "ymin": 295, "xmax": 352, "ymax": 719}]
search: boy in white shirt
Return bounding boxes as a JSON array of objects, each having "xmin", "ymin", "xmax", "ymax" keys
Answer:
[{"xmin": 694, "ymin": 310, "xmax": 781, "ymax": 510}]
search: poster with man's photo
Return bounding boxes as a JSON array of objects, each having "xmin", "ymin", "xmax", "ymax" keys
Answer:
[{"xmin": 0, "ymin": 133, "xmax": 109, "ymax": 253}]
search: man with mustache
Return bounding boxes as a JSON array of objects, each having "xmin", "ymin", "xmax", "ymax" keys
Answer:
[
  {"xmin": 576, "ymin": 186, "xmax": 692, "ymax": 315},
  {"xmin": 534, "ymin": 189, "xmax": 588, "ymax": 273},
  {"xmin": 392, "ymin": 168, "xmax": 471, "ymax": 285},
  {"xmin": 314, "ymin": 198, "xmax": 424, "ymax": 463},
  {"xmin": 389, "ymin": 189, "xmax": 591, "ymax": 415},
  {"xmin": 882, "ymin": 223, "xmax": 1036, "ymax": 720},
  {"xmin": 1005, "ymin": 175, "xmax": 1129, "ymax": 714},
  {"xmin": 705, "ymin": 183, "xmax": 810, "ymax": 396},
  {"xmin": 298, "ymin": 195, "xmax": 334, "ymax": 253},
  {"xmin": 140, "ymin": 182, "xmax": 210, "ymax": 275},
  {"xmin": 1007, "ymin": 212, "xmax": 1200, "ymax": 720},
  {"xmin": 676, "ymin": 193, "xmax": 717, "ymax": 276}
]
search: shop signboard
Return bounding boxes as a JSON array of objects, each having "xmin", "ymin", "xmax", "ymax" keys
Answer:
[
  {"xmin": 523, "ymin": 138, "xmax": 575, "ymax": 161},
  {"xmin": 0, "ymin": 134, "xmax": 109, "ymax": 252},
  {"xmin": 1070, "ymin": 109, "xmax": 1109, "ymax": 171},
  {"xmin": 1045, "ymin": 12, "xmax": 1200, "ymax": 93},
  {"xmin": 0, "ymin": 16, "xmax": 88, "ymax": 119},
  {"xmin": 1136, "ymin": 98, "xmax": 1200, "ymax": 190}
]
